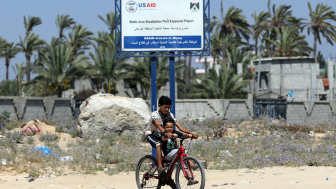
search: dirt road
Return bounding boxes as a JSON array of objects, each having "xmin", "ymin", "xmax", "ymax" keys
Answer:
[{"xmin": 1, "ymin": 166, "xmax": 335, "ymax": 189}]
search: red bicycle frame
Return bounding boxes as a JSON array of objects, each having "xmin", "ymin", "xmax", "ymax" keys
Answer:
[
  {"xmin": 143, "ymin": 140, "xmax": 195, "ymax": 181},
  {"xmin": 166, "ymin": 142, "xmax": 194, "ymax": 178}
]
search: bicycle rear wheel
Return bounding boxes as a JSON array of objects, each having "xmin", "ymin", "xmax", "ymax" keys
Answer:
[
  {"xmin": 135, "ymin": 155, "xmax": 159, "ymax": 189},
  {"xmin": 175, "ymin": 156, "xmax": 205, "ymax": 189}
]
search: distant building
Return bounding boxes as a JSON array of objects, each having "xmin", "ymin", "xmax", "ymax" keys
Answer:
[{"xmin": 249, "ymin": 57, "xmax": 334, "ymax": 101}]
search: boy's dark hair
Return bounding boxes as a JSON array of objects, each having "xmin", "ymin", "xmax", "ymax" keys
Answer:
[
  {"xmin": 163, "ymin": 117, "xmax": 175, "ymax": 127},
  {"xmin": 158, "ymin": 96, "xmax": 172, "ymax": 106}
]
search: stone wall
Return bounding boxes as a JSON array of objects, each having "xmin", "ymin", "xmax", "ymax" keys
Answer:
[
  {"xmin": 1, "ymin": 96, "xmax": 336, "ymax": 124},
  {"xmin": 0, "ymin": 97, "xmax": 73, "ymax": 121},
  {"xmin": 145, "ymin": 98, "xmax": 253, "ymax": 120},
  {"xmin": 286, "ymin": 101, "xmax": 336, "ymax": 123}
]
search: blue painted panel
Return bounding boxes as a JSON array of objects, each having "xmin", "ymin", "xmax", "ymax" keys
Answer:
[{"xmin": 124, "ymin": 36, "xmax": 202, "ymax": 49}]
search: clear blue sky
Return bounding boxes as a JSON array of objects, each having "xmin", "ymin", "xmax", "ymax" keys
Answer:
[{"xmin": 0, "ymin": 0, "xmax": 336, "ymax": 81}]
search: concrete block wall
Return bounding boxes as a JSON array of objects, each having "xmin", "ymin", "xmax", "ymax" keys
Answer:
[
  {"xmin": 0, "ymin": 99, "xmax": 16, "ymax": 119},
  {"xmin": 309, "ymin": 102, "xmax": 334, "ymax": 123},
  {"xmin": 0, "ymin": 97, "xmax": 73, "ymax": 121},
  {"xmin": 51, "ymin": 100, "xmax": 73, "ymax": 121},
  {"xmin": 3, "ymin": 96, "xmax": 336, "ymax": 124},
  {"xmin": 286, "ymin": 102, "xmax": 308, "ymax": 123},
  {"xmin": 224, "ymin": 101, "xmax": 251, "ymax": 118},
  {"xmin": 286, "ymin": 101, "xmax": 336, "ymax": 123},
  {"xmin": 146, "ymin": 99, "xmax": 252, "ymax": 120},
  {"xmin": 175, "ymin": 100, "xmax": 217, "ymax": 119},
  {"xmin": 22, "ymin": 99, "xmax": 46, "ymax": 121}
]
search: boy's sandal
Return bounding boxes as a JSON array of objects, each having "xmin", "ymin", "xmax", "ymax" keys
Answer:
[
  {"xmin": 187, "ymin": 179, "xmax": 199, "ymax": 186},
  {"xmin": 158, "ymin": 167, "xmax": 167, "ymax": 175},
  {"xmin": 167, "ymin": 178, "xmax": 176, "ymax": 189}
]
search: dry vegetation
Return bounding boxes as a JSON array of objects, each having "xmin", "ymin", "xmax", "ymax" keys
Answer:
[{"xmin": 1, "ymin": 113, "xmax": 336, "ymax": 180}]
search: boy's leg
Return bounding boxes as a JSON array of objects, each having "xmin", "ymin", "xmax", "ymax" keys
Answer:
[
  {"xmin": 156, "ymin": 145, "xmax": 163, "ymax": 168},
  {"xmin": 146, "ymin": 135, "xmax": 164, "ymax": 170}
]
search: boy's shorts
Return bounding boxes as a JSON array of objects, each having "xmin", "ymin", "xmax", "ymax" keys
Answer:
[{"xmin": 146, "ymin": 134, "xmax": 162, "ymax": 148}]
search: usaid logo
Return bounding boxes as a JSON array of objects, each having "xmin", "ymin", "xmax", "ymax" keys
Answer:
[
  {"xmin": 126, "ymin": 1, "xmax": 138, "ymax": 13},
  {"xmin": 138, "ymin": 3, "xmax": 156, "ymax": 8}
]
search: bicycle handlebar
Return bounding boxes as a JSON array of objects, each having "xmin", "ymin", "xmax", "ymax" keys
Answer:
[
  {"xmin": 180, "ymin": 135, "xmax": 194, "ymax": 145},
  {"xmin": 163, "ymin": 135, "xmax": 194, "ymax": 139}
]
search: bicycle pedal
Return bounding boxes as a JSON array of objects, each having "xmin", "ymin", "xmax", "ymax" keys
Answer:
[{"xmin": 159, "ymin": 172, "xmax": 167, "ymax": 185}]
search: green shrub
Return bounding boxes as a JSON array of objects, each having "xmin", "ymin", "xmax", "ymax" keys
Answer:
[{"xmin": 0, "ymin": 110, "xmax": 10, "ymax": 124}]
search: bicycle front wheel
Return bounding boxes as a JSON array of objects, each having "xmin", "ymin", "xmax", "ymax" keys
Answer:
[
  {"xmin": 175, "ymin": 156, "xmax": 205, "ymax": 189},
  {"xmin": 135, "ymin": 155, "xmax": 159, "ymax": 189}
]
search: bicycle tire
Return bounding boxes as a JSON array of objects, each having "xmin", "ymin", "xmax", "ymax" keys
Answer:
[
  {"xmin": 175, "ymin": 156, "xmax": 206, "ymax": 189},
  {"xmin": 135, "ymin": 155, "xmax": 159, "ymax": 189}
]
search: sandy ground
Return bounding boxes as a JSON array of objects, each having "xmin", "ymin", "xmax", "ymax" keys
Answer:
[{"xmin": 0, "ymin": 166, "xmax": 335, "ymax": 189}]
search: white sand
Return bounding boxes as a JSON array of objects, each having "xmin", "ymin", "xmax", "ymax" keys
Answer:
[{"xmin": 1, "ymin": 166, "xmax": 335, "ymax": 189}]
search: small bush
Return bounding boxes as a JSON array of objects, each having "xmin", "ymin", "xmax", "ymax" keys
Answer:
[
  {"xmin": 38, "ymin": 133, "xmax": 60, "ymax": 143},
  {"xmin": 5, "ymin": 118, "xmax": 24, "ymax": 130},
  {"xmin": 55, "ymin": 119, "xmax": 79, "ymax": 138},
  {"xmin": 25, "ymin": 137, "xmax": 35, "ymax": 145},
  {"xmin": 5, "ymin": 131, "xmax": 24, "ymax": 142},
  {"xmin": 39, "ymin": 116, "xmax": 57, "ymax": 126},
  {"xmin": 0, "ymin": 110, "xmax": 10, "ymax": 124}
]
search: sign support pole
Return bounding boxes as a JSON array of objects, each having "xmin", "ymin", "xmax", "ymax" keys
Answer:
[
  {"xmin": 169, "ymin": 55, "xmax": 176, "ymax": 132},
  {"xmin": 169, "ymin": 55, "xmax": 176, "ymax": 116},
  {"xmin": 151, "ymin": 53, "xmax": 158, "ymax": 160}
]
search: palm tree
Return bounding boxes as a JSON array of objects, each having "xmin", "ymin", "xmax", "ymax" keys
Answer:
[
  {"xmin": 68, "ymin": 24, "xmax": 93, "ymax": 61},
  {"xmin": 18, "ymin": 33, "xmax": 45, "ymax": 82},
  {"xmin": 251, "ymin": 11, "xmax": 270, "ymax": 55},
  {"xmin": 266, "ymin": 0, "xmax": 303, "ymax": 52},
  {"xmin": 214, "ymin": 0, "xmax": 251, "ymax": 68},
  {"xmin": 306, "ymin": 2, "xmax": 336, "ymax": 62},
  {"xmin": 317, "ymin": 51, "xmax": 327, "ymax": 69},
  {"xmin": 98, "ymin": 11, "xmax": 118, "ymax": 35},
  {"xmin": 263, "ymin": 26, "xmax": 313, "ymax": 57},
  {"xmin": 91, "ymin": 31, "xmax": 115, "ymax": 52},
  {"xmin": 0, "ymin": 37, "xmax": 8, "ymax": 49},
  {"xmin": 31, "ymin": 38, "xmax": 90, "ymax": 97},
  {"xmin": 0, "ymin": 43, "xmax": 20, "ymax": 80},
  {"xmin": 55, "ymin": 14, "xmax": 76, "ymax": 44},
  {"xmin": 126, "ymin": 56, "xmax": 184, "ymax": 99},
  {"xmin": 24, "ymin": 16, "xmax": 42, "ymax": 36},
  {"xmin": 11, "ymin": 62, "xmax": 26, "ymax": 96},
  {"xmin": 88, "ymin": 47, "xmax": 128, "ymax": 95},
  {"xmin": 210, "ymin": 27, "xmax": 247, "ymax": 65},
  {"xmin": 227, "ymin": 47, "xmax": 256, "ymax": 74},
  {"xmin": 189, "ymin": 67, "xmax": 248, "ymax": 99}
]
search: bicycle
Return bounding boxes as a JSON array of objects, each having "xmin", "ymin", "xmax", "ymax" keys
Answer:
[{"xmin": 135, "ymin": 137, "xmax": 205, "ymax": 189}]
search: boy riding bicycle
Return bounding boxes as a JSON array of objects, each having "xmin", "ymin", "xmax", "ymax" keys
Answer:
[
  {"xmin": 144, "ymin": 96, "xmax": 198, "ymax": 179},
  {"xmin": 161, "ymin": 117, "xmax": 198, "ymax": 188}
]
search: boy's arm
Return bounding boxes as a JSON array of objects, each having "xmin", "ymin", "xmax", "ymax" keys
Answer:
[
  {"xmin": 161, "ymin": 132, "xmax": 174, "ymax": 141},
  {"xmin": 182, "ymin": 133, "xmax": 193, "ymax": 138},
  {"xmin": 174, "ymin": 130, "xmax": 191, "ymax": 138},
  {"xmin": 175, "ymin": 122, "xmax": 199, "ymax": 139},
  {"xmin": 154, "ymin": 120, "xmax": 173, "ymax": 138}
]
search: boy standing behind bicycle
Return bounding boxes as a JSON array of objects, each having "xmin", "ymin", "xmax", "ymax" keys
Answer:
[{"xmin": 144, "ymin": 96, "xmax": 198, "ymax": 178}]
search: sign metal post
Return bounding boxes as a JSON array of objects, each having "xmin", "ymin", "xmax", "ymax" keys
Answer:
[
  {"xmin": 151, "ymin": 54, "xmax": 158, "ymax": 159},
  {"xmin": 169, "ymin": 54, "xmax": 176, "ymax": 116}
]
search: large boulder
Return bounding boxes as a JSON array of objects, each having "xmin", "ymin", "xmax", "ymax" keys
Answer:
[{"xmin": 77, "ymin": 94, "xmax": 150, "ymax": 137}]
